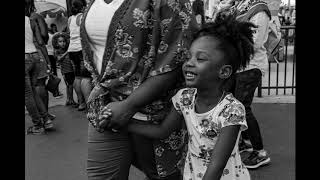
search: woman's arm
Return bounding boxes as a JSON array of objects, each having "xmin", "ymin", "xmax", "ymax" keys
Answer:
[
  {"xmin": 127, "ymin": 106, "xmax": 184, "ymax": 139},
  {"xmin": 103, "ymin": 68, "xmax": 182, "ymax": 130},
  {"xmin": 202, "ymin": 125, "xmax": 240, "ymax": 180},
  {"xmin": 30, "ymin": 13, "xmax": 49, "ymax": 44}
]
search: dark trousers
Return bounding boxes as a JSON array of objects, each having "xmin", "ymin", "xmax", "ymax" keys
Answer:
[
  {"xmin": 25, "ymin": 53, "xmax": 47, "ymax": 125},
  {"xmin": 48, "ymin": 55, "xmax": 57, "ymax": 76},
  {"xmin": 234, "ymin": 68, "xmax": 264, "ymax": 151}
]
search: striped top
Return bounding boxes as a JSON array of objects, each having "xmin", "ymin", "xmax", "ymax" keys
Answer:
[{"xmin": 55, "ymin": 49, "xmax": 74, "ymax": 74}]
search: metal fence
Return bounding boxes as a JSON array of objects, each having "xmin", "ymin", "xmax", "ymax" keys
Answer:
[{"xmin": 257, "ymin": 25, "xmax": 296, "ymax": 97}]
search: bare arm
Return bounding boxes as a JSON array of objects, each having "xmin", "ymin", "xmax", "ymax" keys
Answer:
[
  {"xmin": 56, "ymin": 52, "xmax": 68, "ymax": 62},
  {"xmin": 102, "ymin": 68, "xmax": 182, "ymax": 130},
  {"xmin": 127, "ymin": 106, "xmax": 184, "ymax": 139},
  {"xmin": 203, "ymin": 125, "xmax": 240, "ymax": 180},
  {"xmin": 30, "ymin": 13, "xmax": 49, "ymax": 44}
]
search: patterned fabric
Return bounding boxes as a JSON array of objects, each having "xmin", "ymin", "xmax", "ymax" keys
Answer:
[
  {"xmin": 80, "ymin": 0, "xmax": 198, "ymax": 177},
  {"xmin": 218, "ymin": 0, "xmax": 270, "ymax": 21},
  {"xmin": 172, "ymin": 88, "xmax": 251, "ymax": 180}
]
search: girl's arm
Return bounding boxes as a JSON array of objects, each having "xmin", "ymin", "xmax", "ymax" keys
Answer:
[
  {"xmin": 55, "ymin": 51, "xmax": 68, "ymax": 62},
  {"xmin": 203, "ymin": 125, "xmax": 240, "ymax": 180},
  {"xmin": 127, "ymin": 106, "xmax": 184, "ymax": 139}
]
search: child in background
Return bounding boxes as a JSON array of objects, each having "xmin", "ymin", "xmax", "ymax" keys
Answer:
[
  {"xmin": 52, "ymin": 33, "xmax": 77, "ymax": 106},
  {"xmin": 100, "ymin": 14, "xmax": 256, "ymax": 180}
]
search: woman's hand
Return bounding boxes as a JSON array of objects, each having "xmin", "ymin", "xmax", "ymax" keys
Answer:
[{"xmin": 102, "ymin": 100, "xmax": 136, "ymax": 131}]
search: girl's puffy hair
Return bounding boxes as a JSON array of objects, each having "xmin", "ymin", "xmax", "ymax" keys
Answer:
[{"xmin": 52, "ymin": 32, "xmax": 70, "ymax": 50}]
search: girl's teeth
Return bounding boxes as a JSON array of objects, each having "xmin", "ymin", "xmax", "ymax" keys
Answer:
[{"xmin": 186, "ymin": 72, "xmax": 195, "ymax": 78}]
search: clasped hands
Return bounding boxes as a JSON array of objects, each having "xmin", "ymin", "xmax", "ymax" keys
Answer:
[{"xmin": 96, "ymin": 100, "xmax": 135, "ymax": 132}]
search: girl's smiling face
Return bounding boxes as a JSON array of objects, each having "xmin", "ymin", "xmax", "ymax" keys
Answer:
[
  {"xmin": 57, "ymin": 37, "xmax": 66, "ymax": 49},
  {"xmin": 182, "ymin": 36, "xmax": 227, "ymax": 88}
]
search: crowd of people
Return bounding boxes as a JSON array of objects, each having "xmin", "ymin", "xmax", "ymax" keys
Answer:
[
  {"xmin": 278, "ymin": 6, "xmax": 295, "ymax": 26},
  {"xmin": 26, "ymin": 0, "xmax": 277, "ymax": 179}
]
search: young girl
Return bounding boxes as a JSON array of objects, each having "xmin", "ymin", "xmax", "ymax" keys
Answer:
[
  {"xmin": 101, "ymin": 14, "xmax": 256, "ymax": 180},
  {"xmin": 52, "ymin": 33, "xmax": 77, "ymax": 106}
]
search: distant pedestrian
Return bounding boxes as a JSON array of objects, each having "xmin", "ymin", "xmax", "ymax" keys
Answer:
[
  {"xmin": 25, "ymin": 0, "xmax": 54, "ymax": 135},
  {"xmin": 192, "ymin": 0, "xmax": 205, "ymax": 26},
  {"xmin": 217, "ymin": 0, "xmax": 272, "ymax": 169},
  {"xmin": 67, "ymin": 0, "xmax": 91, "ymax": 111},
  {"xmin": 47, "ymin": 23, "xmax": 63, "ymax": 98},
  {"xmin": 53, "ymin": 32, "xmax": 77, "ymax": 107}
]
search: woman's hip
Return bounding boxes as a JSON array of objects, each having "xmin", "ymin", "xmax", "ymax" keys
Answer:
[{"xmin": 87, "ymin": 123, "xmax": 132, "ymax": 180}]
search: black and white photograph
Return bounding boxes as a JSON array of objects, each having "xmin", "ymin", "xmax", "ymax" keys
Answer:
[{"xmin": 25, "ymin": 0, "xmax": 295, "ymax": 179}]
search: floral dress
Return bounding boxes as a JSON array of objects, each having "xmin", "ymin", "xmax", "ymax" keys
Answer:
[
  {"xmin": 172, "ymin": 88, "xmax": 251, "ymax": 180},
  {"xmin": 81, "ymin": 0, "xmax": 198, "ymax": 177}
]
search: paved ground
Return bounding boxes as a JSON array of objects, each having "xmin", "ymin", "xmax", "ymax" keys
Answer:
[{"xmin": 25, "ymin": 101, "xmax": 295, "ymax": 180}]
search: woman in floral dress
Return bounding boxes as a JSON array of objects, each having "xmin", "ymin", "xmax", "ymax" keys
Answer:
[{"xmin": 80, "ymin": 0, "xmax": 198, "ymax": 179}]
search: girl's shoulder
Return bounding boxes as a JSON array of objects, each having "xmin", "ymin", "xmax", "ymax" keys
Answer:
[
  {"xmin": 218, "ymin": 93, "xmax": 246, "ymax": 120},
  {"xmin": 173, "ymin": 88, "xmax": 197, "ymax": 107}
]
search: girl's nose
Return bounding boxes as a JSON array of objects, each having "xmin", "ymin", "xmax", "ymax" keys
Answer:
[{"xmin": 184, "ymin": 56, "xmax": 195, "ymax": 67}]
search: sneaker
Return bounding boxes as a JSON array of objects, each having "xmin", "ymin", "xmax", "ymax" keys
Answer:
[
  {"xmin": 54, "ymin": 92, "xmax": 63, "ymax": 99},
  {"xmin": 78, "ymin": 103, "xmax": 86, "ymax": 111},
  {"xmin": 239, "ymin": 140, "xmax": 253, "ymax": 153},
  {"xmin": 243, "ymin": 150, "xmax": 271, "ymax": 169},
  {"xmin": 44, "ymin": 119, "xmax": 54, "ymax": 130},
  {"xmin": 26, "ymin": 125, "xmax": 45, "ymax": 135},
  {"xmin": 72, "ymin": 103, "xmax": 79, "ymax": 108},
  {"xmin": 48, "ymin": 113, "xmax": 56, "ymax": 121}
]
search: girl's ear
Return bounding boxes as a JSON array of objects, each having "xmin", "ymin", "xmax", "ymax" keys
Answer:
[{"xmin": 219, "ymin": 65, "xmax": 233, "ymax": 79}]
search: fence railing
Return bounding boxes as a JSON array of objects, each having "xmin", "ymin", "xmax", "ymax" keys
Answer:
[{"xmin": 257, "ymin": 25, "xmax": 296, "ymax": 97}]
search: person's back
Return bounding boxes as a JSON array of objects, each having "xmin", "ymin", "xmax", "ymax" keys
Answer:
[
  {"xmin": 25, "ymin": 16, "xmax": 37, "ymax": 53},
  {"xmin": 67, "ymin": 14, "xmax": 82, "ymax": 52}
]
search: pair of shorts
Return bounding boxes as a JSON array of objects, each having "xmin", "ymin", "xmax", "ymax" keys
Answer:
[
  {"xmin": 69, "ymin": 51, "xmax": 91, "ymax": 78},
  {"xmin": 62, "ymin": 72, "xmax": 75, "ymax": 86}
]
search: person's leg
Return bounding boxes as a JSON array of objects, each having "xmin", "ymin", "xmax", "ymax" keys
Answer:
[
  {"xmin": 74, "ymin": 77, "xmax": 85, "ymax": 108},
  {"xmin": 69, "ymin": 52, "xmax": 85, "ymax": 109},
  {"xmin": 131, "ymin": 132, "xmax": 159, "ymax": 179},
  {"xmin": 78, "ymin": 51, "xmax": 89, "ymax": 110},
  {"xmin": 234, "ymin": 68, "xmax": 270, "ymax": 168},
  {"xmin": 64, "ymin": 72, "xmax": 76, "ymax": 105},
  {"xmin": 49, "ymin": 55, "xmax": 57, "ymax": 76},
  {"xmin": 87, "ymin": 123, "xmax": 132, "ymax": 180},
  {"xmin": 81, "ymin": 77, "xmax": 93, "ymax": 103},
  {"xmin": 49, "ymin": 55, "xmax": 63, "ymax": 97},
  {"xmin": 25, "ymin": 53, "xmax": 45, "ymax": 134},
  {"xmin": 234, "ymin": 69, "xmax": 264, "ymax": 150},
  {"xmin": 35, "ymin": 77, "xmax": 49, "ymax": 112},
  {"xmin": 25, "ymin": 54, "xmax": 45, "ymax": 134}
]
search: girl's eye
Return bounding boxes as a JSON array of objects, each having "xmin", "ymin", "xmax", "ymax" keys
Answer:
[{"xmin": 197, "ymin": 57, "xmax": 207, "ymax": 61}]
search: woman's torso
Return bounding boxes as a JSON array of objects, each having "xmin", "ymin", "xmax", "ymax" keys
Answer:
[
  {"xmin": 68, "ymin": 14, "xmax": 83, "ymax": 52},
  {"xmin": 25, "ymin": 16, "xmax": 37, "ymax": 53},
  {"xmin": 85, "ymin": 0, "xmax": 125, "ymax": 74}
]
